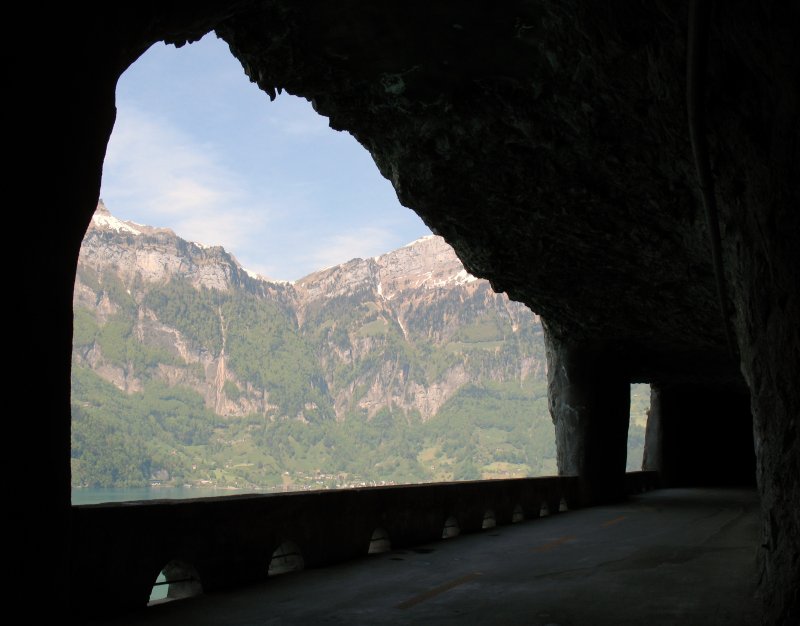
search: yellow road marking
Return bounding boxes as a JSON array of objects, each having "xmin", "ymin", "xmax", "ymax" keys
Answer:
[
  {"xmin": 601, "ymin": 516, "xmax": 627, "ymax": 528},
  {"xmin": 532, "ymin": 535, "xmax": 576, "ymax": 552},
  {"xmin": 396, "ymin": 572, "xmax": 482, "ymax": 609}
]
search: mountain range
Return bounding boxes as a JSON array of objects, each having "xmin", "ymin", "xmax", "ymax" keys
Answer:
[{"xmin": 72, "ymin": 202, "xmax": 644, "ymax": 491}]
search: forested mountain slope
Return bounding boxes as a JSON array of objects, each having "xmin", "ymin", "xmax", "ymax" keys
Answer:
[{"xmin": 72, "ymin": 202, "xmax": 644, "ymax": 491}]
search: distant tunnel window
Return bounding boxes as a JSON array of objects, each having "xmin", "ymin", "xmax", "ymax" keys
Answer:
[{"xmin": 628, "ymin": 384, "xmax": 651, "ymax": 471}]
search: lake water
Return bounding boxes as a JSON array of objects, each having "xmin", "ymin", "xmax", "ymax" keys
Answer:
[{"xmin": 71, "ymin": 486, "xmax": 261, "ymax": 505}]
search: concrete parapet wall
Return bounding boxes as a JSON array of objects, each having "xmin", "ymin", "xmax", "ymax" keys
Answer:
[{"xmin": 69, "ymin": 473, "xmax": 656, "ymax": 617}]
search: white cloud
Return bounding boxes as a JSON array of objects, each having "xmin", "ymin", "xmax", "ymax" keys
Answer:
[
  {"xmin": 98, "ymin": 97, "xmax": 428, "ymax": 282},
  {"xmin": 310, "ymin": 227, "xmax": 397, "ymax": 270},
  {"xmin": 274, "ymin": 115, "xmax": 332, "ymax": 137},
  {"xmin": 101, "ymin": 106, "xmax": 272, "ymax": 251}
]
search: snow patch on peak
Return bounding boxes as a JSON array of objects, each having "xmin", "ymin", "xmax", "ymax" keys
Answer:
[
  {"xmin": 243, "ymin": 267, "xmax": 293, "ymax": 285},
  {"xmin": 414, "ymin": 270, "xmax": 434, "ymax": 288},
  {"xmin": 402, "ymin": 234, "xmax": 437, "ymax": 249},
  {"xmin": 453, "ymin": 269, "xmax": 478, "ymax": 284},
  {"xmin": 432, "ymin": 269, "xmax": 479, "ymax": 288},
  {"xmin": 92, "ymin": 212, "xmax": 141, "ymax": 235}
]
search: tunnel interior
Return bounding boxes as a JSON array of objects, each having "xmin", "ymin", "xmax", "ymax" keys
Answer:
[
  {"xmin": 645, "ymin": 382, "xmax": 756, "ymax": 488},
  {"xmin": 18, "ymin": 1, "xmax": 799, "ymax": 624}
]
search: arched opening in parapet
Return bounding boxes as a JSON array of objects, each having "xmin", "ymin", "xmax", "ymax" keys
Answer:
[
  {"xmin": 512, "ymin": 504, "xmax": 524, "ymax": 523},
  {"xmin": 442, "ymin": 515, "xmax": 460, "ymax": 539},
  {"xmin": 368, "ymin": 527, "xmax": 392, "ymax": 554},
  {"xmin": 269, "ymin": 541, "xmax": 305, "ymax": 576},
  {"xmin": 482, "ymin": 509, "xmax": 497, "ymax": 529},
  {"xmin": 539, "ymin": 501, "xmax": 550, "ymax": 517},
  {"xmin": 148, "ymin": 559, "xmax": 203, "ymax": 605},
  {"xmin": 71, "ymin": 31, "xmax": 556, "ymax": 506},
  {"xmin": 627, "ymin": 384, "xmax": 651, "ymax": 471}
]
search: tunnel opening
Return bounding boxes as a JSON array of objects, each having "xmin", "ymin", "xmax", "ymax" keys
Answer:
[
  {"xmin": 69, "ymin": 34, "xmax": 559, "ymax": 505},
  {"xmin": 627, "ymin": 383, "xmax": 651, "ymax": 472}
]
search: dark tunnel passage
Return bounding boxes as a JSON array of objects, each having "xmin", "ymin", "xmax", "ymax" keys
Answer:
[{"xmin": 644, "ymin": 383, "xmax": 757, "ymax": 489}]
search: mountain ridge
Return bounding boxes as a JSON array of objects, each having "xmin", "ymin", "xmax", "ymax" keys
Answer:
[
  {"xmin": 72, "ymin": 202, "xmax": 642, "ymax": 492},
  {"xmin": 77, "ymin": 201, "xmax": 542, "ymax": 421},
  {"xmin": 88, "ymin": 200, "xmax": 480, "ymax": 290}
]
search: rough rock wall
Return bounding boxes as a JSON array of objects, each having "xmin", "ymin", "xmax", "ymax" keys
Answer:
[
  {"xmin": 217, "ymin": 1, "xmax": 731, "ymax": 377},
  {"xmin": 216, "ymin": 8, "xmax": 798, "ymax": 619},
  {"xmin": 20, "ymin": 2, "xmax": 260, "ymax": 607},
  {"xmin": 707, "ymin": 3, "xmax": 800, "ymax": 622},
  {"xmin": 23, "ymin": 7, "xmax": 121, "ymax": 610},
  {"xmin": 544, "ymin": 329, "xmax": 631, "ymax": 504}
]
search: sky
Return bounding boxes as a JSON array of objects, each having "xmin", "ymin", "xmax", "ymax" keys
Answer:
[{"xmin": 101, "ymin": 34, "xmax": 430, "ymax": 281}]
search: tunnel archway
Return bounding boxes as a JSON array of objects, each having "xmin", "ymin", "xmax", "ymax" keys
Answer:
[{"xmin": 73, "ymin": 33, "xmax": 555, "ymax": 497}]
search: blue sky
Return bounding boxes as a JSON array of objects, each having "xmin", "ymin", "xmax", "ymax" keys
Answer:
[{"xmin": 101, "ymin": 34, "xmax": 430, "ymax": 281}]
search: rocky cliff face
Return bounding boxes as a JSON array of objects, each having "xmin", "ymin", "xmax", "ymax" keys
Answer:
[
  {"xmin": 73, "ymin": 202, "xmax": 544, "ymax": 423},
  {"xmin": 79, "ymin": 201, "xmax": 290, "ymax": 296}
]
